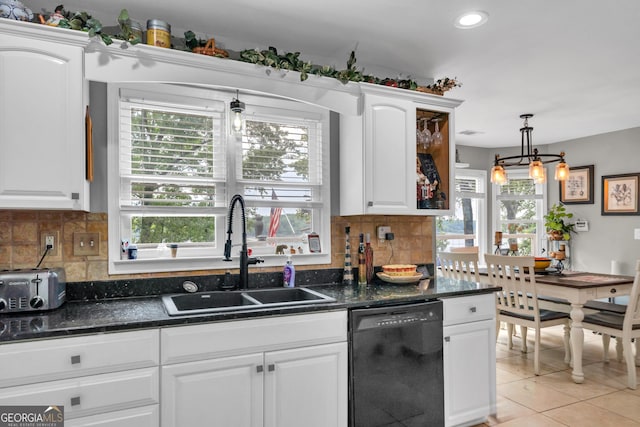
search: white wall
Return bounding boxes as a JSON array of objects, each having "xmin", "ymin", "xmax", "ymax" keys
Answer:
[{"xmin": 459, "ymin": 126, "xmax": 640, "ymax": 275}]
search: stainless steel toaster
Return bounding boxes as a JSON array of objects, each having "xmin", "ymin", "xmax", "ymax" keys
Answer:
[{"xmin": 0, "ymin": 268, "xmax": 66, "ymax": 313}]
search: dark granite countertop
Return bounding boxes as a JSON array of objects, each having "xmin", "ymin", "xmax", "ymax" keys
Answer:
[{"xmin": 0, "ymin": 276, "xmax": 499, "ymax": 343}]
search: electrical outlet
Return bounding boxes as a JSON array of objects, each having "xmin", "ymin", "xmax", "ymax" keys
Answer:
[
  {"xmin": 73, "ymin": 232, "xmax": 100, "ymax": 256},
  {"xmin": 377, "ymin": 226, "xmax": 391, "ymax": 240},
  {"xmin": 40, "ymin": 231, "xmax": 60, "ymax": 257}
]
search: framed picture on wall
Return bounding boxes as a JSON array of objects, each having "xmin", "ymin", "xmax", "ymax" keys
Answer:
[
  {"xmin": 559, "ymin": 165, "xmax": 594, "ymax": 204},
  {"xmin": 602, "ymin": 173, "xmax": 640, "ymax": 215}
]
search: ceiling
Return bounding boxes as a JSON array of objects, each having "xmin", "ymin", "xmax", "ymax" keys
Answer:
[{"xmin": 27, "ymin": 0, "xmax": 640, "ymax": 149}]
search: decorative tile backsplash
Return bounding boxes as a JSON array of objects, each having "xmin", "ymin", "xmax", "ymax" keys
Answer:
[{"xmin": 0, "ymin": 210, "xmax": 434, "ymax": 282}]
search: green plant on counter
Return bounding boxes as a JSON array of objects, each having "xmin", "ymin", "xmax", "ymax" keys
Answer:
[{"xmin": 544, "ymin": 203, "xmax": 575, "ymax": 241}]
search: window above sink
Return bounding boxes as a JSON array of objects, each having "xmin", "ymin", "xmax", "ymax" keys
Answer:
[{"xmin": 108, "ymin": 83, "xmax": 332, "ymax": 275}]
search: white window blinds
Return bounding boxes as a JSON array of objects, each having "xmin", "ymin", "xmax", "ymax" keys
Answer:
[{"xmin": 119, "ymin": 91, "xmax": 226, "ymax": 210}]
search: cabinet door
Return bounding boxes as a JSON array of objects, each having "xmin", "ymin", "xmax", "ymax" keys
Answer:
[
  {"xmin": 161, "ymin": 353, "xmax": 263, "ymax": 427},
  {"xmin": 264, "ymin": 342, "xmax": 347, "ymax": 427},
  {"xmin": 363, "ymin": 94, "xmax": 415, "ymax": 214},
  {"xmin": 443, "ymin": 319, "xmax": 496, "ymax": 427},
  {"xmin": 0, "ymin": 33, "xmax": 88, "ymax": 210}
]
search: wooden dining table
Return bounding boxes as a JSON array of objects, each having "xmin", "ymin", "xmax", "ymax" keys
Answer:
[{"xmin": 533, "ymin": 271, "xmax": 635, "ymax": 384}]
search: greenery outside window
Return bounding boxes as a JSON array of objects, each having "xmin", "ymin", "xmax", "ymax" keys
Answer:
[
  {"xmin": 108, "ymin": 84, "xmax": 331, "ymax": 274},
  {"xmin": 492, "ymin": 169, "xmax": 547, "ymax": 257}
]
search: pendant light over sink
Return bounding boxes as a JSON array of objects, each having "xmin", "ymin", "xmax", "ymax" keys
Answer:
[
  {"xmin": 490, "ymin": 114, "xmax": 569, "ymax": 185},
  {"xmin": 230, "ymin": 89, "xmax": 245, "ymax": 134}
]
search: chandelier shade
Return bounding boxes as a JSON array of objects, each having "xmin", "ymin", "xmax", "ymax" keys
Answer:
[{"xmin": 490, "ymin": 114, "xmax": 569, "ymax": 184}]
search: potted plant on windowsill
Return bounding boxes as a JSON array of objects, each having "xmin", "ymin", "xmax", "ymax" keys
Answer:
[{"xmin": 544, "ymin": 203, "xmax": 575, "ymax": 241}]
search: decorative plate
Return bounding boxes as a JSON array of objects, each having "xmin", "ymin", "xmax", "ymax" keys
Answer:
[{"xmin": 376, "ymin": 272, "xmax": 424, "ymax": 284}]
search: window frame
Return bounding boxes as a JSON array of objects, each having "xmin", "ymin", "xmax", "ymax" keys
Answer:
[
  {"xmin": 107, "ymin": 83, "xmax": 331, "ymax": 275},
  {"xmin": 436, "ymin": 169, "xmax": 487, "ymax": 264},
  {"xmin": 491, "ymin": 168, "xmax": 548, "ymax": 257}
]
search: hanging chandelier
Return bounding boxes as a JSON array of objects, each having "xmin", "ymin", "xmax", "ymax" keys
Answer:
[{"xmin": 490, "ymin": 114, "xmax": 569, "ymax": 184}]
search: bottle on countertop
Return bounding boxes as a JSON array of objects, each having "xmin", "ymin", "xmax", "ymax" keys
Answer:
[
  {"xmin": 283, "ymin": 255, "xmax": 295, "ymax": 288},
  {"xmin": 358, "ymin": 233, "xmax": 366, "ymax": 286},
  {"xmin": 365, "ymin": 233, "xmax": 374, "ymax": 284}
]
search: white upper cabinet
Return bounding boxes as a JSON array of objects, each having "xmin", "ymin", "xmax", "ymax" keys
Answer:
[
  {"xmin": 0, "ymin": 20, "xmax": 89, "ymax": 210},
  {"xmin": 340, "ymin": 84, "xmax": 462, "ymax": 216}
]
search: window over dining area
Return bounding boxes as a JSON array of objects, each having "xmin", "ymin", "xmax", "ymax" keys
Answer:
[{"xmin": 492, "ymin": 169, "xmax": 547, "ymax": 257}]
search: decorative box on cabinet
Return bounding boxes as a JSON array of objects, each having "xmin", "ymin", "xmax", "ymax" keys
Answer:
[
  {"xmin": 443, "ymin": 294, "xmax": 497, "ymax": 427},
  {"xmin": 339, "ymin": 84, "xmax": 462, "ymax": 216},
  {"xmin": 0, "ymin": 20, "xmax": 89, "ymax": 210},
  {"xmin": 0, "ymin": 329, "xmax": 160, "ymax": 425},
  {"xmin": 160, "ymin": 310, "xmax": 348, "ymax": 427}
]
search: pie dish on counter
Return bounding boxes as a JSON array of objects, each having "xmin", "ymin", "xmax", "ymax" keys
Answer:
[{"xmin": 376, "ymin": 271, "xmax": 424, "ymax": 284}]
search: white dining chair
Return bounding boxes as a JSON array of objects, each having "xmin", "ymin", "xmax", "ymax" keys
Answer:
[
  {"xmin": 438, "ymin": 251, "xmax": 480, "ymax": 282},
  {"xmin": 485, "ymin": 254, "xmax": 571, "ymax": 375},
  {"xmin": 581, "ymin": 259, "xmax": 640, "ymax": 389}
]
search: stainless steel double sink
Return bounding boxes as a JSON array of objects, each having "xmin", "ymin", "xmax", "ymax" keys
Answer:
[{"xmin": 162, "ymin": 287, "xmax": 336, "ymax": 316}]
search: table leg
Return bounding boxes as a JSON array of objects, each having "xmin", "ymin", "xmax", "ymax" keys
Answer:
[{"xmin": 569, "ymin": 303, "xmax": 585, "ymax": 384}]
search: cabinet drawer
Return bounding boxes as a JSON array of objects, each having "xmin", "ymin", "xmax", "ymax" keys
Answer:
[
  {"xmin": 595, "ymin": 285, "xmax": 630, "ymax": 300},
  {"xmin": 443, "ymin": 294, "xmax": 495, "ymax": 326},
  {"xmin": 162, "ymin": 310, "xmax": 347, "ymax": 364},
  {"xmin": 0, "ymin": 329, "xmax": 159, "ymax": 387},
  {"xmin": 65, "ymin": 404, "xmax": 159, "ymax": 427},
  {"xmin": 0, "ymin": 367, "xmax": 159, "ymax": 420}
]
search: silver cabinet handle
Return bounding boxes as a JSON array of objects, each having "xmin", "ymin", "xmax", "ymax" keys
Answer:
[
  {"xmin": 256, "ymin": 365, "xmax": 263, "ymax": 373},
  {"xmin": 470, "ymin": 306, "xmax": 477, "ymax": 313},
  {"xmin": 268, "ymin": 364, "xmax": 275, "ymax": 372},
  {"xmin": 610, "ymin": 288, "xmax": 617, "ymax": 294},
  {"xmin": 71, "ymin": 396, "xmax": 81, "ymax": 406},
  {"xmin": 444, "ymin": 336, "xmax": 450, "ymax": 342},
  {"xmin": 70, "ymin": 355, "xmax": 81, "ymax": 364}
]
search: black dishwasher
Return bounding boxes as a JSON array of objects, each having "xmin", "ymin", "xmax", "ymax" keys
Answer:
[{"xmin": 349, "ymin": 300, "xmax": 444, "ymax": 427}]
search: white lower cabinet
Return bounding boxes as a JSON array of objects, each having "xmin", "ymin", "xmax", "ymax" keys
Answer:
[
  {"xmin": 65, "ymin": 405, "xmax": 159, "ymax": 427},
  {"xmin": 443, "ymin": 294, "xmax": 497, "ymax": 427},
  {"xmin": 0, "ymin": 329, "xmax": 160, "ymax": 425},
  {"xmin": 264, "ymin": 343, "xmax": 347, "ymax": 427},
  {"xmin": 160, "ymin": 311, "xmax": 348, "ymax": 427}
]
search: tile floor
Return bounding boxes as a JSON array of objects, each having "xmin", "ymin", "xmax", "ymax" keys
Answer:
[{"xmin": 474, "ymin": 325, "xmax": 640, "ymax": 426}]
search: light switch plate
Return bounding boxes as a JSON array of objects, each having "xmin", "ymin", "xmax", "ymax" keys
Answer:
[
  {"xmin": 73, "ymin": 232, "xmax": 100, "ymax": 256},
  {"xmin": 635, "ymin": 228, "xmax": 640, "ymax": 240}
]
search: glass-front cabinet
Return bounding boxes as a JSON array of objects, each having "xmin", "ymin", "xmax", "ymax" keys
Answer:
[
  {"xmin": 339, "ymin": 84, "xmax": 462, "ymax": 216},
  {"xmin": 416, "ymin": 108, "xmax": 451, "ymax": 211}
]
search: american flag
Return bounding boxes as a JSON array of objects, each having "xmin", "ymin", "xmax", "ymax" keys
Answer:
[{"xmin": 268, "ymin": 189, "xmax": 282, "ymax": 237}]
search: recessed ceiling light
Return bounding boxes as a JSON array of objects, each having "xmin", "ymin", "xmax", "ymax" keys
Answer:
[{"xmin": 455, "ymin": 11, "xmax": 489, "ymax": 29}]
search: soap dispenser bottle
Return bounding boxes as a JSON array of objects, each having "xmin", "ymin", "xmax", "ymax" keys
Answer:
[{"xmin": 283, "ymin": 255, "xmax": 295, "ymax": 288}]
